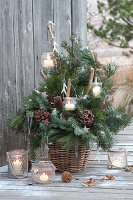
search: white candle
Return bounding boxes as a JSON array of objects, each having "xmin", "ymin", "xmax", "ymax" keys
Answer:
[
  {"xmin": 12, "ymin": 159, "xmax": 22, "ymax": 175},
  {"xmin": 43, "ymin": 60, "xmax": 54, "ymax": 67},
  {"xmin": 93, "ymin": 85, "xmax": 101, "ymax": 96},
  {"xmin": 112, "ymin": 159, "xmax": 122, "ymax": 167},
  {"xmin": 65, "ymin": 100, "xmax": 75, "ymax": 110},
  {"xmin": 43, "ymin": 55, "xmax": 54, "ymax": 67},
  {"xmin": 40, "ymin": 173, "xmax": 48, "ymax": 182}
]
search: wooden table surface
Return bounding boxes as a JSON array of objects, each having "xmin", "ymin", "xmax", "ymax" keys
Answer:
[{"xmin": 0, "ymin": 124, "xmax": 133, "ymax": 200}]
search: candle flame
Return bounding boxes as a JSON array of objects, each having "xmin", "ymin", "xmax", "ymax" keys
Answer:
[
  {"xmin": 13, "ymin": 159, "xmax": 22, "ymax": 166},
  {"xmin": 68, "ymin": 100, "xmax": 70, "ymax": 104}
]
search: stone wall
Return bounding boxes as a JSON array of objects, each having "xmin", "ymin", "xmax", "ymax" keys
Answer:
[{"xmin": 86, "ymin": 0, "xmax": 133, "ymax": 87}]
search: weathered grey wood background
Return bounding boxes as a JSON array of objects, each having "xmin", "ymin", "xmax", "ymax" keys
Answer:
[{"xmin": 0, "ymin": 0, "xmax": 87, "ymax": 166}]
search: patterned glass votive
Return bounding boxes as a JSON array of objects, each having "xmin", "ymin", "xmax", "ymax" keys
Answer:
[
  {"xmin": 7, "ymin": 149, "xmax": 28, "ymax": 179},
  {"xmin": 41, "ymin": 52, "xmax": 54, "ymax": 68},
  {"xmin": 64, "ymin": 97, "xmax": 76, "ymax": 111},
  {"xmin": 108, "ymin": 149, "xmax": 128, "ymax": 169},
  {"xmin": 31, "ymin": 160, "xmax": 56, "ymax": 184}
]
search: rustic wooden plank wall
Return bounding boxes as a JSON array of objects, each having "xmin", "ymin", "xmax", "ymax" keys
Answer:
[
  {"xmin": 0, "ymin": 0, "xmax": 87, "ymax": 166},
  {"xmin": 33, "ymin": 0, "xmax": 54, "ymax": 87},
  {"xmin": 72, "ymin": 0, "xmax": 87, "ymax": 47}
]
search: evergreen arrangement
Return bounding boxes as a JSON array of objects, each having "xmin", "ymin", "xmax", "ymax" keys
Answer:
[
  {"xmin": 8, "ymin": 37, "xmax": 131, "ymax": 159},
  {"xmin": 87, "ymin": 0, "xmax": 133, "ymax": 49}
]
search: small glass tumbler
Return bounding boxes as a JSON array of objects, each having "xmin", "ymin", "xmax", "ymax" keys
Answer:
[
  {"xmin": 64, "ymin": 97, "xmax": 76, "ymax": 111},
  {"xmin": 7, "ymin": 149, "xmax": 28, "ymax": 179},
  {"xmin": 108, "ymin": 149, "xmax": 128, "ymax": 169},
  {"xmin": 31, "ymin": 160, "xmax": 56, "ymax": 184}
]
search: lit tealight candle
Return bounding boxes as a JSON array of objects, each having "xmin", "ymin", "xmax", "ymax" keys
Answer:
[
  {"xmin": 112, "ymin": 159, "xmax": 122, "ymax": 167},
  {"xmin": 65, "ymin": 100, "xmax": 75, "ymax": 110},
  {"xmin": 40, "ymin": 173, "xmax": 49, "ymax": 182},
  {"xmin": 43, "ymin": 54, "xmax": 54, "ymax": 67},
  {"xmin": 93, "ymin": 85, "xmax": 101, "ymax": 97},
  {"xmin": 12, "ymin": 159, "xmax": 22, "ymax": 175},
  {"xmin": 92, "ymin": 77, "xmax": 102, "ymax": 97}
]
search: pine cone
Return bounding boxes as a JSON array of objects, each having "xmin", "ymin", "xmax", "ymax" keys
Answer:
[
  {"xmin": 47, "ymin": 93, "xmax": 54, "ymax": 104},
  {"xmin": 62, "ymin": 171, "xmax": 72, "ymax": 183},
  {"xmin": 61, "ymin": 112, "xmax": 70, "ymax": 120},
  {"xmin": 34, "ymin": 109, "xmax": 49, "ymax": 123},
  {"xmin": 77, "ymin": 110, "xmax": 94, "ymax": 127},
  {"xmin": 54, "ymin": 96, "xmax": 63, "ymax": 109}
]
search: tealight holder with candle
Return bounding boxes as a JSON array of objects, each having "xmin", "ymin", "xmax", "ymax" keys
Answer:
[
  {"xmin": 91, "ymin": 77, "xmax": 102, "ymax": 97},
  {"xmin": 41, "ymin": 52, "xmax": 54, "ymax": 68},
  {"xmin": 7, "ymin": 149, "xmax": 28, "ymax": 179},
  {"xmin": 64, "ymin": 97, "xmax": 76, "ymax": 111},
  {"xmin": 108, "ymin": 149, "xmax": 128, "ymax": 169},
  {"xmin": 31, "ymin": 160, "xmax": 56, "ymax": 184}
]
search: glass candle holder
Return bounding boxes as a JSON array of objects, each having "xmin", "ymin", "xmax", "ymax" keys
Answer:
[
  {"xmin": 108, "ymin": 149, "xmax": 128, "ymax": 169},
  {"xmin": 64, "ymin": 97, "xmax": 76, "ymax": 111},
  {"xmin": 31, "ymin": 160, "xmax": 56, "ymax": 184},
  {"xmin": 7, "ymin": 149, "xmax": 28, "ymax": 179},
  {"xmin": 91, "ymin": 77, "xmax": 102, "ymax": 97},
  {"xmin": 41, "ymin": 52, "xmax": 54, "ymax": 68}
]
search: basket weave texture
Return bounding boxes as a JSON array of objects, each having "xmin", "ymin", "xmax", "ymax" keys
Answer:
[{"xmin": 48, "ymin": 142, "xmax": 90, "ymax": 172}]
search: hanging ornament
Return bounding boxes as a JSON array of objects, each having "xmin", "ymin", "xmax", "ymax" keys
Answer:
[
  {"xmin": 77, "ymin": 110, "xmax": 94, "ymax": 127},
  {"xmin": 91, "ymin": 77, "xmax": 102, "ymax": 97},
  {"xmin": 61, "ymin": 79, "xmax": 67, "ymax": 98},
  {"xmin": 41, "ymin": 52, "xmax": 54, "ymax": 68}
]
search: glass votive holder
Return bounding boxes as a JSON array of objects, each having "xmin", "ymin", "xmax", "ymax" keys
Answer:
[
  {"xmin": 7, "ymin": 149, "xmax": 28, "ymax": 179},
  {"xmin": 31, "ymin": 160, "xmax": 56, "ymax": 184},
  {"xmin": 64, "ymin": 97, "xmax": 76, "ymax": 111},
  {"xmin": 41, "ymin": 52, "xmax": 54, "ymax": 68},
  {"xmin": 91, "ymin": 77, "xmax": 102, "ymax": 97},
  {"xmin": 108, "ymin": 149, "xmax": 128, "ymax": 169}
]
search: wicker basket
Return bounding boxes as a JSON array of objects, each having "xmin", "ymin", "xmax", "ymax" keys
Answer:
[{"xmin": 48, "ymin": 142, "xmax": 90, "ymax": 172}]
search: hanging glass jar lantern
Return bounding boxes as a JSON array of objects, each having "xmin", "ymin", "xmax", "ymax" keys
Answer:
[
  {"xmin": 41, "ymin": 52, "xmax": 54, "ymax": 68},
  {"xmin": 7, "ymin": 149, "xmax": 28, "ymax": 179},
  {"xmin": 91, "ymin": 77, "xmax": 102, "ymax": 97},
  {"xmin": 31, "ymin": 160, "xmax": 56, "ymax": 184},
  {"xmin": 108, "ymin": 149, "xmax": 128, "ymax": 169},
  {"xmin": 64, "ymin": 97, "xmax": 77, "ymax": 111}
]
